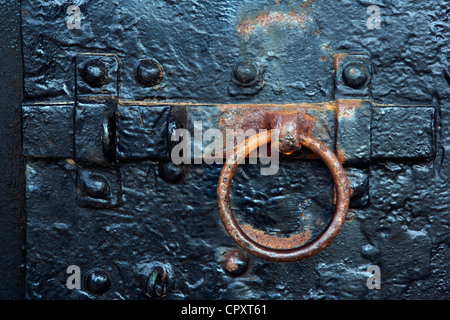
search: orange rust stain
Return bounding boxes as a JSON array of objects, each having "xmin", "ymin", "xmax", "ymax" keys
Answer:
[
  {"xmin": 222, "ymin": 250, "xmax": 249, "ymax": 274},
  {"xmin": 216, "ymin": 102, "xmax": 337, "ymax": 159},
  {"xmin": 237, "ymin": 9, "xmax": 308, "ymax": 37},
  {"xmin": 300, "ymin": 0, "xmax": 315, "ymax": 8},
  {"xmin": 302, "ymin": 112, "xmax": 315, "ymax": 123},
  {"xmin": 241, "ymin": 224, "xmax": 311, "ymax": 250},
  {"xmin": 315, "ymin": 218, "xmax": 325, "ymax": 227},
  {"xmin": 335, "ymin": 145, "xmax": 346, "ymax": 165},
  {"xmin": 218, "ymin": 105, "xmax": 317, "ymax": 134},
  {"xmin": 217, "ymin": 101, "xmax": 336, "ymax": 111},
  {"xmin": 336, "ymin": 99, "xmax": 363, "ymax": 119},
  {"xmin": 218, "ymin": 106, "xmax": 267, "ymax": 132},
  {"xmin": 333, "ymin": 53, "xmax": 346, "ymax": 71},
  {"xmin": 321, "ymin": 44, "xmax": 331, "ymax": 52},
  {"xmin": 320, "ymin": 55, "xmax": 327, "ymax": 62}
]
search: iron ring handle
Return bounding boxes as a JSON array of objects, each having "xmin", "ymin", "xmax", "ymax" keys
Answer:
[{"xmin": 217, "ymin": 130, "xmax": 351, "ymax": 262}]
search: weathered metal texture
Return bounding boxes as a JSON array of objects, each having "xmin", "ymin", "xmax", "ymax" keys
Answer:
[
  {"xmin": 217, "ymin": 130, "xmax": 351, "ymax": 261},
  {"xmin": 0, "ymin": 0, "xmax": 25, "ymax": 299},
  {"xmin": 371, "ymin": 106, "xmax": 436, "ymax": 161},
  {"xmin": 15, "ymin": 0, "xmax": 450, "ymax": 300},
  {"xmin": 335, "ymin": 99, "xmax": 372, "ymax": 166},
  {"xmin": 76, "ymin": 54, "xmax": 120, "ymax": 98},
  {"xmin": 116, "ymin": 105, "xmax": 170, "ymax": 160},
  {"xmin": 22, "ymin": 104, "xmax": 74, "ymax": 158},
  {"xmin": 217, "ymin": 102, "xmax": 335, "ymax": 159},
  {"xmin": 76, "ymin": 167, "xmax": 120, "ymax": 208},
  {"xmin": 334, "ymin": 53, "xmax": 372, "ymax": 99},
  {"xmin": 75, "ymin": 99, "xmax": 117, "ymax": 165}
]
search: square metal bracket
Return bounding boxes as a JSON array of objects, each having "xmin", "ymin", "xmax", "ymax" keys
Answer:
[
  {"xmin": 75, "ymin": 99, "xmax": 116, "ymax": 166},
  {"xmin": 22, "ymin": 104, "xmax": 74, "ymax": 159}
]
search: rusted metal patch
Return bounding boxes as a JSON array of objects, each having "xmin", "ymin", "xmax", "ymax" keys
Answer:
[
  {"xmin": 237, "ymin": 9, "xmax": 309, "ymax": 37},
  {"xmin": 265, "ymin": 110, "xmax": 302, "ymax": 154},
  {"xmin": 335, "ymin": 100, "xmax": 372, "ymax": 165},
  {"xmin": 240, "ymin": 224, "xmax": 311, "ymax": 250},
  {"xmin": 336, "ymin": 99, "xmax": 364, "ymax": 119},
  {"xmin": 217, "ymin": 102, "xmax": 336, "ymax": 158},
  {"xmin": 217, "ymin": 130, "xmax": 351, "ymax": 262},
  {"xmin": 333, "ymin": 53, "xmax": 347, "ymax": 72},
  {"xmin": 335, "ymin": 99, "xmax": 365, "ymax": 163}
]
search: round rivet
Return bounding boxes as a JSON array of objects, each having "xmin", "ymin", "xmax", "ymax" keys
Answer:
[
  {"xmin": 158, "ymin": 162, "xmax": 188, "ymax": 184},
  {"xmin": 222, "ymin": 249, "xmax": 249, "ymax": 276},
  {"xmin": 136, "ymin": 59, "xmax": 164, "ymax": 87},
  {"xmin": 84, "ymin": 268, "xmax": 111, "ymax": 295},
  {"xmin": 82, "ymin": 174, "xmax": 110, "ymax": 199},
  {"xmin": 233, "ymin": 60, "xmax": 258, "ymax": 85},
  {"xmin": 81, "ymin": 59, "xmax": 108, "ymax": 88},
  {"xmin": 144, "ymin": 267, "xmax": 169, "ymax": 299},
  {"xmin": 342, "ymin": 63, "xmax": 369, "ymax": 89}
]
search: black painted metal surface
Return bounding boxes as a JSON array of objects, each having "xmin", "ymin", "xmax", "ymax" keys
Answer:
[
  {"xmin": 0, "ymin": 0, "xmax": 25, "ymax": 300},
  {"xmin": 1, "ymin": 0, "xmax": 449, "ymax": 300}
]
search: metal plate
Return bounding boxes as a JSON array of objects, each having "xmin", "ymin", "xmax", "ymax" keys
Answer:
[{"xmin": 3, "ymin": 0, "xmax": 449, "ymax": 300}]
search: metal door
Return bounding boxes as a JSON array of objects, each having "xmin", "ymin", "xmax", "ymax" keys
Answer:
[{"xmin": 1, "ymin": 0, "xmax": 449, "ymax": 300}]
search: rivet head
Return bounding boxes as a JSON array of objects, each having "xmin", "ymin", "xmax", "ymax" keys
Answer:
[
  {"xmin": 136, "ymin": 59, "xmax": 164, "ymax": 87},
  {"xmin": 158, "ymin": 162, "xmax": 188, "ymax": 184},
  {"xmin": 342, "ymin": 63, "xmax": 369, "ymax": 89},
  {"xmin": 82, "ymin": 173, "xmax": 110, "ymax": 199},
  {"xmin": 222, "ymin": 249, "xmax": 249, "ymax": 276},
  {"xmin": 144, "ymin": 267, "xmax": 169, "ymax": 299},
  {"xmin": 81, "ymin": 59, "xmax": 108, "ymax": 88},
  {"xmin": 233, "ymin": 60, "xmax": 258, "ymax": 85},
  {"xmin": 84, "ymin": 268, "xmax": 111, "ymax": 295}
]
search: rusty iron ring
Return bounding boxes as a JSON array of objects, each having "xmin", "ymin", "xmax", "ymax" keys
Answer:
[{"xmin": 217, "ymin": 130, "xmax": 351, "ymax": 262}]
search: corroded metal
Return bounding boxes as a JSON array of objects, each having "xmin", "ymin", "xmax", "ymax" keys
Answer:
[
  {"xmin": 217, "ymin": 130, "xmax": 351, "ymax": 262},
  {"xmin": 12, "ymin": 0, "xmax": 447, "ymax": 301}
]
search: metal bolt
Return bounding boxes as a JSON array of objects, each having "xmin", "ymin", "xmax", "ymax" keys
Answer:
[
  {"xmin": 233, "ymin": 60, "xmax": 258, "ymax": 85},
  {"xmin": 144, "ymin": 267, "xmax": 169, "ymax": 299},
  {"xmin": 342, "ymin": 63, "xmax": 369, "ymax": 89},
  {"xmin": 81, "ymin": 59, "xmax": 108, "ymax": 88},
  {"xmin": 158, "ymin": 162, "xmax": 188, "ymax": 184},
  {"xmin": 82, "ymin": 173, "xmax": 110, "ymax": 199},
  {"xmin": 136, "ymin": 59, "xmax": 164, "ymax": 87},
  {"xmin": 84, "ymin": 268, "xmax": 111, "ymax": 295},
  {"xmin": 222, "ymin": 249, "xmax": 249, "ymax": 276},
  {"xmin": 361, "ymin": 244, "xmax": 380, "ymax": 260}
]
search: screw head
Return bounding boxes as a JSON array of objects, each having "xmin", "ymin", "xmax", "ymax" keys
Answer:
[
  {"xmin": 84, "ymin": 268, "xmax": 111, "ymax": 295},
  {"xmin": 81, "ymin": 59, "xmax": 108, "ymax": 88},
  {"xmin": 342, "ymin": 63, "xmax": 369, "ymax": 89},
  {"xmin": 158, "ymin": 162, "xmax": 188, "ymax": 184},
  {"xmin": 222, "ymin": 249, "xmax": 249, "ymax": 276},
  {"xmin": 81, "ymin": 173, "xmax": 110, "ymax": 199},
  {"xmin": 136, "ymin": 59, "xmax": 164, "ymax": 87},
  {"xmin": 233, "ymin": 60, "xmax": 258, "ymax": 85}
]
